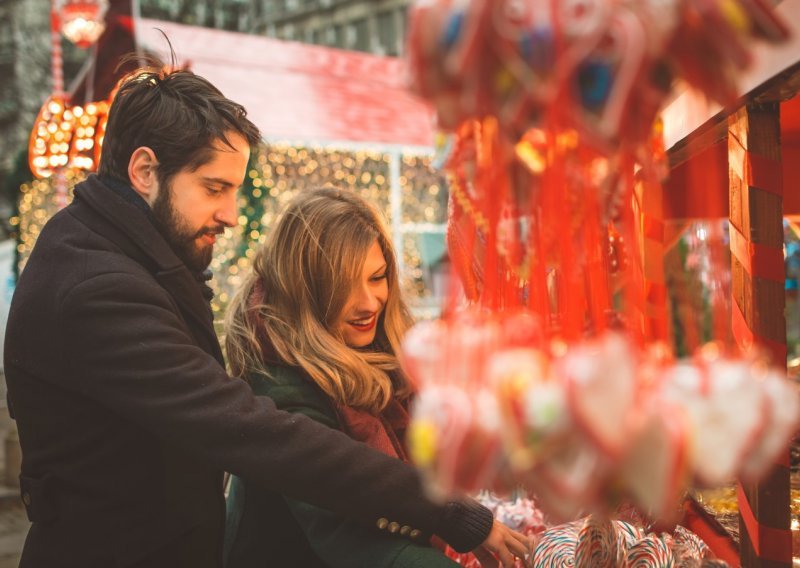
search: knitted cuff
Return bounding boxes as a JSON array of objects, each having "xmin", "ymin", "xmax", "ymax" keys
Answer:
[{"xmin": 436, "ymin": 499, "xmax": 494, "ymax": 553}]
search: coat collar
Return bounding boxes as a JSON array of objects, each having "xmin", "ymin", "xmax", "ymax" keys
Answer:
[
  {"xmin": 73, "ymin": 174, "xmax": 182, "ymax": 273},
  {"xmin": 70, "ymin": 175, "xmax": 224, "ymax": 363}
]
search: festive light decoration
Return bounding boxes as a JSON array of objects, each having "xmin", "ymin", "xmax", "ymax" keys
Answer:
[
  {"xmin": 402, "ymin": 155, "xmax": 448, "ymax": 225},
  {"xmin": 59, "ymin": 0, "xmax": 108, "ymax": 48},
  {"xmin": 26, "ymin": 0, "xmax": 111, "ymax": 217},
  {"xmin": 28, "ymin": 97, "xmax": 72, "ymax": 178},
  {"xmin": 18, "ymin": 144, "xmax": 448, "ymax": 316},
  {"xmin": 17, "ymin": 172, "xmax": 86, "ymax": 273},
  {"xmin": 208, "ymin": 144, "xmax": 449, "ymax": 315},
  {"xmin": 28, "ymin": 97, "xmax": 109, "ymax": 179},
  {"xmin": 208, "ymin": 144, "xmax": 392, "ymax": 311}
]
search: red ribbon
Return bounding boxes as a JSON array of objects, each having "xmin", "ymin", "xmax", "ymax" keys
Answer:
[
  {"xmin": 728, "ymin": 223, "xmax": 785, "ymax": 283},
  {"xmin": 728, "ymin": 137, "xmax": 783, "ymax": 197},
  {"xmin": 736, "ymin": 483, "xmax": 792, "ymax": 563},
  {"xmin": 645, "ymin": 281, "xmax": 667, "ymax": 305},
  {"xmin": 641, "ymin": 213, "xmax": 665, "ymax": 241},
  {"xmin": 731, "ymin": 300, "xmax": 787, "ymax": 363}
]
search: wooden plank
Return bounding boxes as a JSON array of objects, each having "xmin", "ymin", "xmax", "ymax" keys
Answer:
[
  {"xmin": 664, "ymin": 0, "xmax": 800, "ymax": 151},
  {"xmin": 728, "ymin": 103, "xmax": 791, "ymax": 568},
  {"xmin": 749, "ymin": 189, "xmax": 784, "ymax": 246},
  {"xmin": 636, "ymin": 174, "xmax": 669, "ymax": 341}
]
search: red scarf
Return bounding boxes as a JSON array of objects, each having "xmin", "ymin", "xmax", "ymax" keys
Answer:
[
  {"xmin": 248, "ymin": 281, "xmax": 412, "ymax": 461},
  {"xmin": 335, "ymin": 399, "xmax": 411, "ymax": 462}
]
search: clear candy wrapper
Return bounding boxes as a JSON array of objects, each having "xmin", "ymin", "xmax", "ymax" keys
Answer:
[
  {"xmin": 407, "ymin": 0, "xmax": 790, "ymax": 146},
  {"xmin": 405, "ymin": 313, "xmax": 800, "ymax": 522},
  {"xmin": 402, "ymin": 0, "xmax": 796, "ymax": 553}
]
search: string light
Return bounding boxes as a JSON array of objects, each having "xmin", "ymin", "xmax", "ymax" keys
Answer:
[
  {"xmin": 17, "ymin": 172, "xmax": 84, "ymax": 272},
  {"xmin": 59, "ymin": 0, "xmax": 109, "ymax": 48},
  {"xmin": 402, "ymin": 155, "xmax": 448, "ymax": 224},
  {"xmin": 19, "ymin": 143, "xmax": 448, "ymax": 317},
  {"xmin": 28, "ymin": 97, "xmax": 110, "ymax": 179}
]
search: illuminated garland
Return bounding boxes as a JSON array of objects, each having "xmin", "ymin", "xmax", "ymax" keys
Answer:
[
  {"xmin": 28, "ymin": 97, "xmax": 109, "ymax": 178},
  {"xmin": 18, "ymin": 143, "xmax": 448, "ymax": 317}
]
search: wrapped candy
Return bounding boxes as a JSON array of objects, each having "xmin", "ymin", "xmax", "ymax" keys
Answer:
[
  {"xmin": 660, "ymin": 355, "xmax": 767, "ymax": 486},
  {"xmin": 408, "ymin": 383, "xmax": 504, "ymax": 497},
  {"xmin": 533, "ymin": 522, "xmax": 582, "ymax": 568},
  {"xmin": 561, "ymin": 333, "xmax": 639, "ymax": 458},
  {"xmin": 405, "ymin": 318, "xmax": 800, "ymax": 522},
  {"xmin": 531, "ymin": 516, "xmax": 716, "ymax": 567},
  {"xmin": 443, "ymin": 492, "xmax": 545, "ymax": 567},
  {"xmin": 739, "ymin": 368, "xmax": 800, "ymax": 480},
  {"xmin": 575, "ymin": 515, "xmax": 618, "ymax": 568},
  {"xmin": 672, "ymin": 525, "xmax": 712, "ymax": 566},
  {"xmin": 402, "ymin": 0, "xmax": 797, "ymax": 539},
  {"xmin": 620, "ymin": 410, "xmax": 689, "ymax": 522},
  {"xmin": 624, "ymin": 534, "xmax": 674, "ymax": 568},
  {"xmin": 407, "ymin": 0, "xmax": 789, "ymax": 146}
]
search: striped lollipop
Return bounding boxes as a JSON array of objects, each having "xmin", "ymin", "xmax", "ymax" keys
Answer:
[
  {"xmin": 575, "ymin": 516, "xmax": 618, "ymax": 568},
  {"xmin": 672, "ymin": 525, "xmax": 712, "ymax": 564},
  {"xmin": 624, "ymin": 535, "xmax": 675, "ymax": 568},
  {"xmin": 533, "ymin": 521, "xmax": 581, "ymax": 567},
  {"xmin": 614, "ymin": 520, "xmax": 645, "ymax": 564}
]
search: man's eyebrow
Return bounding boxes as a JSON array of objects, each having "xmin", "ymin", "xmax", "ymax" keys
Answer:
[{"xmin": 201, "ymin": 177, "xmax": 236, "ymax": 188}]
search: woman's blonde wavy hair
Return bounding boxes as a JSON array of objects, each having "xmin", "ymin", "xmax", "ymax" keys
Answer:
[{"xmin": 225, "ymin": 187, "xmax": 414, "ymax": 413}]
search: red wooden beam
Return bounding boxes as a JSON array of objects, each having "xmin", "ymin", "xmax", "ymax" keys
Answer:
[
  {"xmin": 728, "ymin": 103, "xmax": 791, "ymax": 568},
  {"xmin": 69, "ymin": 0, "xmax": 136, "ymax": 105},
  {"xmin": 664, "ymin": 95, "xmax": 800, "ymax": 220}
]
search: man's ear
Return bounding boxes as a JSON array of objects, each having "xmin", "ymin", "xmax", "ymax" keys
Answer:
[{"xmin": 128, "ymin": 147, "xmax": 159, "ymax": 203}]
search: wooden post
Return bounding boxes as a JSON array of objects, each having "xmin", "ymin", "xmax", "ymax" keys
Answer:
[
  {"xmin": 634, "ymin": 175, "xmax": 669, "ymax": 342},
  {"xmin": 728, "ymin": 102, "xmax": 791, "ymax": 568}
]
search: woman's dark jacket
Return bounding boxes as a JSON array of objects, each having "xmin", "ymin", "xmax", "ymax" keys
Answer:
[
  {"xmin": 225, "ymin": 365, "xmax": 459, "ymax": 568},
  {"xmin": 3, "ymin": 175, "xmax": 492, "ymax": 568}
]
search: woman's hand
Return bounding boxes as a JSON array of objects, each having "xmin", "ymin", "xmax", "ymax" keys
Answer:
[{"xmin": 472, "ymin": 519, "xmax": 531, "ymax": 567}]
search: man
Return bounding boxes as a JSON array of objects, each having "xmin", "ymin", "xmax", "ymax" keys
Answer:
[{"xmin": 4, "ymin": 61, "xmax": 529, "ymax": 567}]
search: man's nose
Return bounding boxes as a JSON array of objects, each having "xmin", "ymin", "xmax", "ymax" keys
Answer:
[{"xmin": 214, "ymin": 192, "xmax": 238, "ymax": 228}]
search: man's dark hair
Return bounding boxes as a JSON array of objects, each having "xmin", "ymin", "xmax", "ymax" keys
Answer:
[{"xmin": 98, "ymin": 51, "xmax": 261, "ymax": 187}]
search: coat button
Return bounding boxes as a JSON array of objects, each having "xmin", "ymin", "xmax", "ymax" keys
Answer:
[
  {"xmin": 21, "ymin": 492, "xmax": 31, "ymax": 507},
  {"xmin": 400, "ymin": 525, "xmax": 411, "ymax": 536},
  {"xmin": 388, "ymin": 522, "xmax": 400, "ymax": 534},
  {"xmin": 410, "ymin": 529, "xmax": 422, "ymax": 539},
  {"xmin": 377, "ymin": 518, "xmax": 389, "ymax": 530}
]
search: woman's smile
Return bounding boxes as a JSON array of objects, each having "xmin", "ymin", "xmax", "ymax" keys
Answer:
[{"xmin": 347, "ymin": 313, "xmax": 377, "ymax": 333}]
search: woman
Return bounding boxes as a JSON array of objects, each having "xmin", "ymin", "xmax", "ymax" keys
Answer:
[{"xmin": 223, "ymin": 188, "xmax": 528, "ymax": 567}]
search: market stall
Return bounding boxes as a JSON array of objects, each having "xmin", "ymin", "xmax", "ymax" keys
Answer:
[
  {"xmin": 400, "ymin": 1, "xmax": 800, "ymax": 566},
  {"xmin": 15, "ymin": 1, "xmax": 800, "ymax": 565}
]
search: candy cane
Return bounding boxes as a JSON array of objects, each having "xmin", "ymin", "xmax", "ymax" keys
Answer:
[{"xmin": 575, "ymin": 515, "xmax": 617, "ymax": 568}]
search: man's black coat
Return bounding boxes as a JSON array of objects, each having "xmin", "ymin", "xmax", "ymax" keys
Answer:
[{"xmin": 4, "ymin": 175, "xmax": 491, "ymax": 568}]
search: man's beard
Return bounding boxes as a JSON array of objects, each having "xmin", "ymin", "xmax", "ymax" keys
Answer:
[{"xmin": 151, "ymin": 185, "xmax": 220, "ymax": 273}]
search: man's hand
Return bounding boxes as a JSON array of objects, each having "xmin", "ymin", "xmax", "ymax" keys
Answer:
[{"xmin": 472, "ymin": 519, "xmax": 531, "ymax": 567}]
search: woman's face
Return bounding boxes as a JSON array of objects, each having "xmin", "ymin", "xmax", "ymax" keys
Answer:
[{"xmin": 336, "ymin": 240, "xmax": 389, "ymax": 348}]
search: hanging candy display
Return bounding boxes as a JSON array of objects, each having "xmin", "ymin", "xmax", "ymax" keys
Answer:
[
  {"xmin": 59, "ymin": 0, "xmax": 109, "ymax": 49},
  {"xmin": 29, "ymin": 98, "xmax": 109, "ymax": 179},
  {"xmin": 28, "ymin": 0, "xmax": 112, "ymax": 186},
  {"xmin": 402, "ymin": 0, "xmax": 798, "ymax": 527}
]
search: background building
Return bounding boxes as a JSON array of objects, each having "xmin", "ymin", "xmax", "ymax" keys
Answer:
[
  {"xmin": 138, "ymin": 0, "xmax": 412, "ymax": 56},
  {"xmin": 15, "ymin": 17, "xmax": 447, "ymax": 315},
  {"xmin": 255, "ymin": 0, "xmax": 410, "ymax": 56},
  {"xmin": 1, "ymin": 0, "xmax": 412, "ymax": 213},
  {"xmin": 136, "ymin": 0, "xmax": 253, "ymax": 32},
  {"xmin": 0, "ymin": 0, "xmax": 50, "ymax": 211}
]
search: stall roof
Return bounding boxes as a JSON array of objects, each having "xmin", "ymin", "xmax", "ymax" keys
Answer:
[
  {"xmin": 135, "ymin": 19, "xmax": 436, "ymax": 148},
  {"xmin": 662, "ymin": 0, "xmax": 800, "ymax": 150},
  {"xmin": 659, "ymin": 0, "xmax": 800, "ymax": 219}
]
